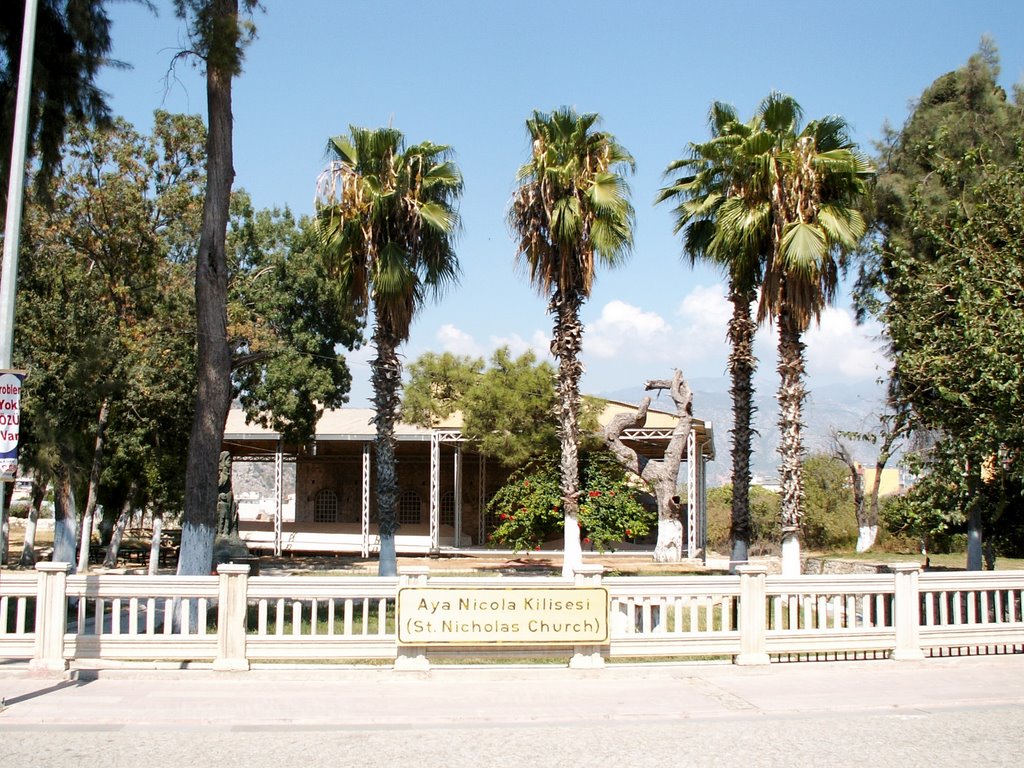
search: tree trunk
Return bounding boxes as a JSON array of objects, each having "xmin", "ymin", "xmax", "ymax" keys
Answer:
[
  {"xmin": 727, "ymin": 288, "xmax": 757, "ymax": 569},
  {"xmin": 76, "ymin": 398, "xmax": 110, "ymax": 572},
  {"xmin": 19, "ymin": 479, "xmax": 46, "ymax": 567},
  {"xmin": 777, "ymin": 304, "xmax": 806, "ymax": 576},
  {"xmin": 52, "ymin": 465, "xmax": 78, "ymax": 569},
  {"xmin": 179, "ymin": 0, "xmax": 238, "ymax": 577},
  {"xmin": 550, "ymin": 289, "xmax": 584, "ymax": 578},
  {"xmin": 103, "ymin": 490, "xmax": 134, "ymax": 569},
  {"xmin": 371, "ymin": 320, "xmax": 402, "ymax": 577},
  {"xmin": 603, "ymin": 371, "xmax": 692, "ymax": 564},
  {"xmin": 653, "ymin": 488, "xmax": 683, "ymax": 563},
  {"xmin": 149, "ymin": 509, "xmax": 164, "ymax": 576}
]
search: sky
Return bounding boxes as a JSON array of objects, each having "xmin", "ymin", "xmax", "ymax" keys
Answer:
[{"xmin": 94, "ymin": 0, "xmax": 1024, "ymax": 408}]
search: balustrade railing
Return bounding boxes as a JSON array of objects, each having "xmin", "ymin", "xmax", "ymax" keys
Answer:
[{"xmin": 2, "ymin": 561, "xmax": 1023, "ymax": 673}]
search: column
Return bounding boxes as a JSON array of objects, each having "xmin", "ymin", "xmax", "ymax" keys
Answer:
[
  {"xmin": 429, "ymin": 432, "xmax": 440, "ymax": 551},
  {"xmin": 30, "ymin": 562, "xmax": 71, "ymax": 675},
  {"xmin": 890, "ymin": 563, "xmax": 925, "ymax": 660},
  {"xmin": 569, "ymin": 564, "xmax": 606, "ymax": 669},
  {"xmin": 453, "ymin": 446, "xmax": 463, "ymax": 547},
  {"xmin": 273, "ymin": 437, "xmax": 283, "ymax": 557},
  {"xmin": 735, "ymin": 565, "xmax": 770, "ymax": 665},
  {"xmin": 213, "ymin": 563, "xmax": 250, "ymax": 671},
  {"xmin": 361, "ymin": 442, "xmax": 371, "ymax": 557}
]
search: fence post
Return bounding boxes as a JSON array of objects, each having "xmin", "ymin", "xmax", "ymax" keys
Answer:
[
  {"xmin": 30, "ymin": 562, "xmax": 71, "ymax": 675},
  {"xmin": 569, "ymin": 564, "xmax": 606, "ymax": 669},
  {"xmin": 890, "ymin": 563, "xmax": 925, "ymax": 661},
  {"xmin": 213, "ymin": 563, "xmax": 250, "ymax": 671},
  {"xmin": 395, "ymin": 566, "xmax": 431, "ymax": 671},
  {"xmin": 735, "ymin": 564, "xmax": 770, "ymax": 666}
]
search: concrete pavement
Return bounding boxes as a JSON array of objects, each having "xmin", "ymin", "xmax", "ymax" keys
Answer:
[{"xmin": 1, "ymin": 656, "xmax": 1023, "ymax": 767}]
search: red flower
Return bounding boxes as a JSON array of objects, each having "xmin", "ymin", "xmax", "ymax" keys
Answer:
[
  {"xmin": 523, "ymin": 480, "xmax": 530, "ymax": 488},
  {"xmin": 534, "ymin": 545, "xmax": 541, "ymax": 551},
  {"xmin": 583, "ymin": 537, "xmax": 591, "ymax": 544},
  {"xmin": 588, "ymin": 491, "xmax": 601, "ymax": 498},
  {"xmin": 625, "ymin": 529, "xmax": 632, "ymax": 537}
]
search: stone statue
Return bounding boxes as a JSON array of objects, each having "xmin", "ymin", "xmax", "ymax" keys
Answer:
[{"xmin": 216, "ymin": 450, "xmax": 238, "ymax": 536}]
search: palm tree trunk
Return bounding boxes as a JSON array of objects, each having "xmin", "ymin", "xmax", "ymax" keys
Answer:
[
  {"xmin": 372, "ymin": 320, "xmax": 402, "ymax": 577},
  {"xmin": 728, "ymin": 288, "xmax": 757, "ymax": 569},
  {"xmin": 777, "ymin": 303, "xmax": 806, "ymax": 576},
  {"xmin": 179, "ymin": 0, "xmax": 237, "ymax": 577},
  {"xmin": 550, "ymin": 289, "xmax": 584, "ymax": 578}
]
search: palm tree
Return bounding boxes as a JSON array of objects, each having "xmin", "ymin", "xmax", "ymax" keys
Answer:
[
  {"xmin": 315, "ymin": 127, "xmax": 462, "ymax": 576},
  {"xmin": 509, "ymin": 108, "xmax": 635, "ymax": 575},
  {"xmin": 749, "ymin": 93, "xmax": 873, "ymax": 574},
  {"xmin": 658, "ymin": 103, "xmax": 770, "ymax": 570}
]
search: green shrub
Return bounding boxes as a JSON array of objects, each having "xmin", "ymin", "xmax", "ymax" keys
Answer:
[
  {"xmin": 800, "ymin": 455, "xmax": 859, "ymax": 550},
  {"xmin": 487, "ymin": 451, "xmax": 654, "ymax": 552},
  {"xmin": 7, "ymin": 500, "xmax": 30, "ymax": 519},
  {"xmin": 706, "ymin": 484, "xmax": 781, "ymax": 555}
]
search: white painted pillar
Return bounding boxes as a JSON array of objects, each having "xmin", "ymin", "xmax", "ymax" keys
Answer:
[
  {"xmin": 891, "ymin": 563, "xmax": 925, "ymax": 660},
  {"xmin": 273, "ymin": 438, "xmax": 283, "ymax": 556},
  {"xmin": 395, "ymin": 566, "xmax": 430, "ymax": 670},
  {"xmin": 429, "ymin": 432, "xmax": 440, "ymax": 550},
  {"xmin": 735, "ymin": 564, "xmax": 770, "ymax": 665},
  {"xmin": 213, "ymin": 563, "xmax": 250, "ymax": 671},
  {"xmin": 30, "ymin": 562, "xmax": 71, "ymax": 675},
  {"xmin": 686, "ymin": 430, "xmax": 697, "ymax": 558},
  {"xmin": 453, "ymin": 446, "xmax": 463, "ymax": 547},
  {"xmin": 569, "ymin": 564, "xmax": 606, "ymax": 669},
  {"xmin": 361, "ymin": 442, "xmax": 371, "ymax": 557}
]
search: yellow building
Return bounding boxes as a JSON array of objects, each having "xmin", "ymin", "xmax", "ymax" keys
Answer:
[{"xmin": 857, "ymin": 464, "xmax": 902, "ymax": 497}]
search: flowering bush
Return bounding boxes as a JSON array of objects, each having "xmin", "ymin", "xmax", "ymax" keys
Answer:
[{"xmin": 487, "ymin": 451, "xmax": 654, "ymax": 552}]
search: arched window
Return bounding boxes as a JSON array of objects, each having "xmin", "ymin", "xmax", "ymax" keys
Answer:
[
  {"xmin": 314, "ymin": 489, "xmax": 339, "ymax": 523},
  {"xmin": 397, "ymin": 489, "xmax": 422, "ymax": 525},
  {"xmin": 440, "ymin": 491, "xmax": 456, "ymax": 526}
]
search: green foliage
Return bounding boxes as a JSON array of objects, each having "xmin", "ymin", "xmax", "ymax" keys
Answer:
[
  {"xmin": 2, "ymin": 0, "xmax": 124, "ymax": 202},
  {"xmin": 315, "ymin": 126, "xmax": 463, "ymax": 342},
  {"xmin": 868, "ymin": 43, "xmax": 1024, "ymax": 553},
  {"xmin": 228, "ymin": 195, "xmax": 363, "ymax": 444},
  {"xmin": 509, "ymin": 108, "xmax": 636, "ymax": 293},
  {"xmin": 801, "ymin": 454, "xmax": 859, "ymax": 550},
  {"xmin": 401, "ymin": 352, "xmax": 485, "ymax": 426},
  {"xmin": 706, "ymin": 485, "xmax": 780, "ymax": 554},
  {"xmin": 487, "ymin": 452, "xmax": 654, "ymax": 552},
  {"xmin": 402, "ymin": 347, "xmax": 560, "ymax": 467}
]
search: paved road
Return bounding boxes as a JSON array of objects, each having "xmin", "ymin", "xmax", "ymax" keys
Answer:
[{"xmin": 2, "ymin": 656, "xmax": 1023, "ymax": 767}]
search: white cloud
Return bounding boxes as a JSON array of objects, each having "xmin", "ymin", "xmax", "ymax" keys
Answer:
[
  {"xmin": 585, "ymin": 300, "xmax": 674, "ymax": 360},
  {"xmin": 804, "ymin": 308, "xmax": 890, "ymax": 381},
  {"xmin": 435, "ymin": 323, "xmax": 485, "ymax": 357},
  {"xmin": 488, "ymin": 330, "xmax": 550, "ymax": 360}
]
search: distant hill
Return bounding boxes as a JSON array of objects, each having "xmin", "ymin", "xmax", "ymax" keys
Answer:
[{"xmin": 602, "ymin": 376, "xmax": 888, "ymax": 487}]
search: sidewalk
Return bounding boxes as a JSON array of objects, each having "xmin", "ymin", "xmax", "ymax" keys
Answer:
[
  {"xmin": 2, "ymin": 655, "xmax": 1023, "ymax": 728},
  {"xmin": 2, "ymin": 656, "xmax": 1023, "ymax": 768}
]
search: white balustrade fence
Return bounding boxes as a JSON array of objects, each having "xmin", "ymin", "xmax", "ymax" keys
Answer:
[{"xmin": 2, "ymin": 561, "xmax": 1023, "ymax": 673}]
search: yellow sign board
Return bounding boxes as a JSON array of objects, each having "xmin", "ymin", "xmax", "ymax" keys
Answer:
[{"xmin": 397, "ymin": 586, "xmax": 609, "ymax": 646}]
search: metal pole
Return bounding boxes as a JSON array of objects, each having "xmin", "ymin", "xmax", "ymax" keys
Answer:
[
  {"xmin": 1, "ymin": 0, "xmax": 40, "ymax": 367},
  {"xmin": 0, "ymin": 0, "xmax": 40, "ymax": 565}
]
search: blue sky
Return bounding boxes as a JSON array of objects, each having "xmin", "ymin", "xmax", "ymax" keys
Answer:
[{"xmin": 96, "ymin": 1, "xmax": 1024, "ymax": 407}]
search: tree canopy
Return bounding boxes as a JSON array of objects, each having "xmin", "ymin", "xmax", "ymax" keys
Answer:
[{"xmin": 858, "ymin": 42, "xmax": 1024, "ymax": 563}]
